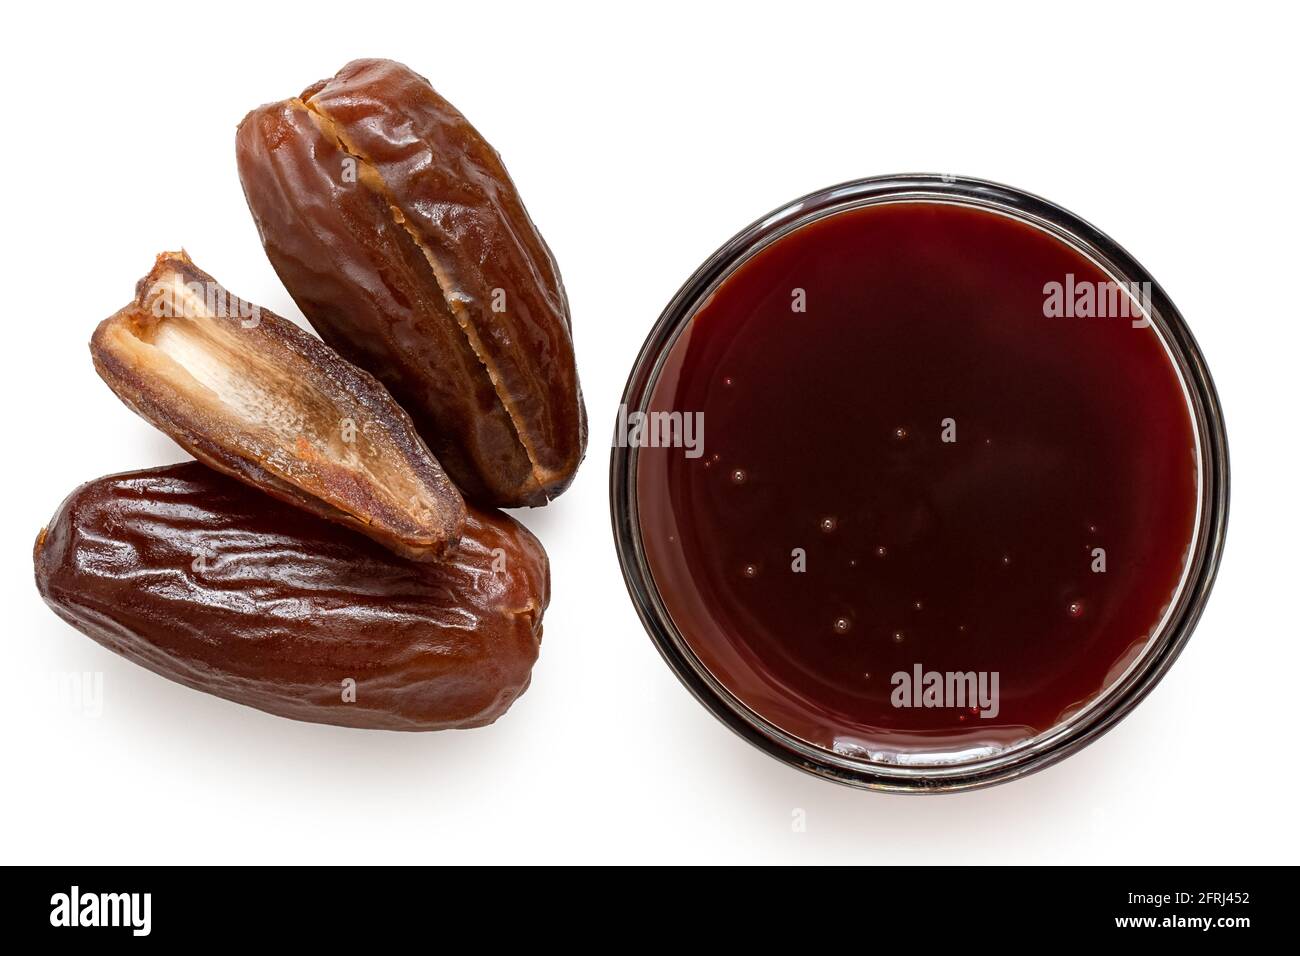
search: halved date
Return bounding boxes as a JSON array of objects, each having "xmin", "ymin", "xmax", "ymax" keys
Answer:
[
  {"xmin": 34, "ymin": 463, "xmax": 548, "ymax": 731},
  {"xmin": 237, "ymin": 59, "xmax": 587, "ymax": 507},
  {"xmin": 91, "ymin": 251, "xmax": 466, "ymax": 561}
]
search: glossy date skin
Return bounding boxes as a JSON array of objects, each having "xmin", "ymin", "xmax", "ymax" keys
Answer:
[
  {"xmin": 237, "ymin": 58, "xmax": 586, "ymax": 507},
  {"xmin": 91, "ymin": 251, "xmax": 466, "ymax": 561},
  {"xmin": 34, "ymin": 463, "xmax": 548, "ymax": 731}
]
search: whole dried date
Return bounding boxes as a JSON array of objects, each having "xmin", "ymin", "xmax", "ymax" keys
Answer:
[
  {"xmin": 91, "ymin": 251, "xmax": 466, "ymax": 561},
  {"xmin": 34, "ymin": 463, "xmax": 547, "ymax": 731},
  {"xmin": 236, "ymin": 58, "xmax": 587, "ymax": 507}
]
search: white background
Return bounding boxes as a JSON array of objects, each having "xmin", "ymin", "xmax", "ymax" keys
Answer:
[{"xmin": 2, "ymin": 1, "xmax": 1295, "ymax": 865}]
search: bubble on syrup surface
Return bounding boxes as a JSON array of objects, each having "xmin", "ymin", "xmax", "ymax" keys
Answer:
[
  {"xmin": 1067, "ymin": 600, "xmax": 1085, "ymax": 619},
  {"xmin": 833, "ymin": 617, "xmax": 852, "ymax": 635},
  {"xmin": 820, "ymin": 516, "xmax": 837, "ymax": 533},
  {"xmin": 730, "ymin": 468, "xmax": 747, "ymax": 484},
  {"xmin": 742, "ymin": 563, "xmax": 759, "ymax": 579},
  {"xmin": 891, "ymin": 630, "xmax": 905, "ymax": 643}
]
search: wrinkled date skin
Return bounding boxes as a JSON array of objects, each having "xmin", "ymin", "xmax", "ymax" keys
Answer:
[
  {"xmin": 34, "ymin": 463, "xmax": 548, "ymax": 731},
  {"xmin": 91, "ymin": 251, "xmax": 466, "ymax": 561},
  {"xmin": 237, "ymin": 58, "xmax": 587, "ymax": 507}
]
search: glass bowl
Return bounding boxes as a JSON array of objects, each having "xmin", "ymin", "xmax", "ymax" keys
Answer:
[{"xmin": 610, "ymin": 174, "xmax": 1229, "ymax": 792}]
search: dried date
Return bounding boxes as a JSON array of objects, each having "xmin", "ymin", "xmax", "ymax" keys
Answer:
[
  {"xmin": 236, "ymin": 58, "xmax": 587, "ymax": 507},
  {"xmin": 91, "ymin": 251, "xmax": 466, "ymax": 561},
  {"xmin": 34, "ymin": 463, "xmax": 547, "ymax": 731}
]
